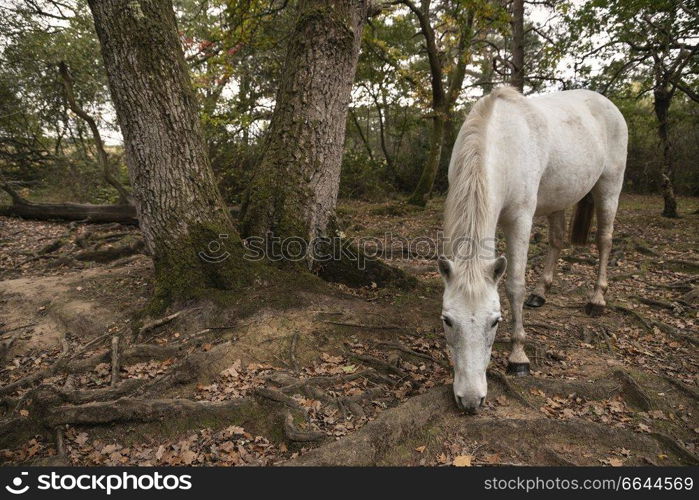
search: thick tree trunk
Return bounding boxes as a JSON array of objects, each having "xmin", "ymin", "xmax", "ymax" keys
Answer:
[
  {"xmin": 240, "ymin": 0, "xmax": 367, "ymax": 265},
  {"xmin": 653, "ymin": 85, "xmax": 679, "ymax": 218},
  {"xmin": 88, "ymin": 0, "xmax": 257, "ymax": 302},
  {"xmin": 510, "ymin": 0, "xmax": 525, "ymax": 93}
]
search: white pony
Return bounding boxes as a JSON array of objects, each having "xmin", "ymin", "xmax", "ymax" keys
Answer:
[{"xmin": 439, "ymin": 86, "xmax": 627, "ymax": 413}]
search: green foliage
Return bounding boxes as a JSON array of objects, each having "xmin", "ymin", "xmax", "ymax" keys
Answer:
[
  {"xmin": 0, "ymin": 0, "xmax": 126, "ymax": 202},
  {"xmin": 613, "ymin": 91, "xmax": 699, "ymax": 195},
  {"xmin": 1, "ymin": 0, "xmax": 696, "ymax": 208}
]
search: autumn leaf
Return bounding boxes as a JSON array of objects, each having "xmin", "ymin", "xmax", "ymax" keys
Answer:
[
  {"xmin": 453, "ymin": 455, "xmax": 472, "ymax": 467},
  {"xmin": 415, "ymin": 445, "xmax": 426, "ymax": 453},
  {"xmin": 181, "ymin": 449, "xmax": 197, "ymax": 465}
]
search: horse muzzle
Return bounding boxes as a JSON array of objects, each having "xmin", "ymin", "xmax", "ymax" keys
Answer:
[{"xmin": 454, "ymin": 393, "xmax": 486, "ymax": 414}]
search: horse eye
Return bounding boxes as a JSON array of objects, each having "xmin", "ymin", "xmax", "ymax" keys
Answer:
[
  {"xmin": 442, "ymin": 316, "xmax": 453, "ymax": 328},
  {"xmin": 491, "ymin": 317, "xmax": 501, "ymax": 328}
]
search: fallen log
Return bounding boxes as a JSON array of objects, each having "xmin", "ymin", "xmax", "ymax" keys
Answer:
[{"xmin": 0, "ymin": 199, "xmax": 138, "ymax": 225}]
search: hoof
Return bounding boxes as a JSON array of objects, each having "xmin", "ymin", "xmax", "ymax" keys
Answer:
[
  {"xmin": 584, "ymin": 302, "xmax": 605, "ymax": 317},
  {"xmin": 525, "ymin": 294, "xmax": 546, "ymax": 308},
  {"xmin": 506, "ymin": 362, "xmax": 530, "ymax": 377}
]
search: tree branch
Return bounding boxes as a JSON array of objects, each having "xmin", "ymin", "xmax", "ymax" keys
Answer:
[{"xmin": 58, "ymin": 61, "xmax": 131, "ymax": 204}]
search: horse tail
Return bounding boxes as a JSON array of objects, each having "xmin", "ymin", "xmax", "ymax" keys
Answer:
[{"xmin": 570, "ymin": 192, "xmax": 595, "ymax": 245}]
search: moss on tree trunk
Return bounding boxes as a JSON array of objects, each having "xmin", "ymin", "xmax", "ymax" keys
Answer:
[
  {"xmin": 240, "ymin": 1, "xmax": 367, "ymax": 265},
  {"xmin": 89, "ymin": 0, "xmax": 260, "ymax": 304}
]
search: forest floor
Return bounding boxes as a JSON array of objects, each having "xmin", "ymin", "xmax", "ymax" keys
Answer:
[{"xmin": 0, "ymin": 194, "xmax": 697, "ymax": 466}]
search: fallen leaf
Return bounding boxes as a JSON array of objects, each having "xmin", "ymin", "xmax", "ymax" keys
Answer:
[
  {"xmin": 453, "ymin": 455, "xmax": 472, "ymax": 467},
  {"xmin": 637, "ymin": 423, "xmax": 651, "ymax": 433},
  {"xmin": 181, "ymin": 449, "xmax": 197, "ymax": 465}
]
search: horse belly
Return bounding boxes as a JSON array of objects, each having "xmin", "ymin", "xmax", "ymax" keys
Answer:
[
  {"xmin": 534, "ymin": 108, "xmax": 608, "ymax": 215},
  {"xmin": 534, "ymin": 154, "xmax": 605, "ymax": 216}
]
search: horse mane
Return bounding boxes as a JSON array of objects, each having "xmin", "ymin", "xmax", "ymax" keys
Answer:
[{"xmin": 444, "ymin": 86, "xmax": 521, "ymax": 295}]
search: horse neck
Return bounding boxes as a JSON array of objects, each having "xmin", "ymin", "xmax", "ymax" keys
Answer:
[{"xmin": 444, "ymin": 155, "xmax": 498, "ymax": 260}]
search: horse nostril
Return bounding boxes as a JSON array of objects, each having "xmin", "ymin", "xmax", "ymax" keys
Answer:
[{"xmin": 479, "ymin": 396, "xmax": 485, "ymax": 407}]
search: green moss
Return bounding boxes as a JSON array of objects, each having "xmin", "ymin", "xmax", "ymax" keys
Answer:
[{"xmin": 150, "ymin": 222, "xmax": 264, "ymax": 312}]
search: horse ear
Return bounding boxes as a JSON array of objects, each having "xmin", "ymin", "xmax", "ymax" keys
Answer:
[
  {"xmin": 437, "ymin": 255, "xmax": 453, "ymax": 282},
  {"xmin": 492, "ymin": 255, "xmax": 507, "ymax": 283}
]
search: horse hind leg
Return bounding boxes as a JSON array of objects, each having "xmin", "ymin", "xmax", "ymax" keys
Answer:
[
  {"xmin": 525, "ymin": 211, "xmax": 566, "ymax": 308},
  {"xmin": 585, "ymin": 178, "xmax": 621, "ymax": 317}
]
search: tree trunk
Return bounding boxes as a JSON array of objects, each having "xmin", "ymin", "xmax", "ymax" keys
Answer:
[
  {"xmin": 405, "ymin": 5, "xmax": 473, "ymax": 207},
  {"xmin": 240, "ymin": 0, "xmax": 367, "ymax": 265},
  {"xmin": 510, "ymin": 0, "xmax": 525, "ymax": 92},
  {"xmin": 653, "ymin": 85, "xmax": 679, "ymax": 218},
  {"xmin": 88, "ymin": 0, "xmax": 258, "ymax": 302},
  {"xmin": 407, "ymin": 111, "xmax": 446, "ymax": 206}
]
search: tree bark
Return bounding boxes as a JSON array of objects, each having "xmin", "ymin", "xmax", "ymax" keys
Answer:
[
  {"xmin": 510, "ymin": 0, "xmax": 525, "ymax": 92},
  {"xmin": 88, "ymin": 0, "xmax": 258, "ymax": 302},
  {"xmin": 240, "ymin": 0, "xmax": 368, "ymax": 266},
  {"xmin": 653, "ymin": 83, "xmax": 678, "ymax": 218}
]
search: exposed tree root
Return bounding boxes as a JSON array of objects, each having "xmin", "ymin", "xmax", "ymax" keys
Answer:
[
  {"xmin": 283, "ymin": 412, "xmax": 325, "ymax": 442},
  {"xmin": 664, "ymin": 259, "xmax": 699, "ymax": 272},
  {"xmin": 43, "ymin": 398, "xmax": 248, "ymax": 428},
  {"xmin": 65, "ymin": 344, "xmax": 180, "ymax": 374},
  {"xmin": 110, "ymin": 336, "xmax": 120, "ymax": 387},
  {"xmin": 74, "ymin": 235, "xmax": 144, "ymax": 263},
  {"xmin": 347, "ymin": 352, "xmax": 407, "ymax": 378},
  {"xmin": 374, "ymin": 341, "xmax": 449, "ymax": 369},
  {"xmin": 136, "ymin": 310, "xmax": 189, "ymax": 341},
  {"xmin": 323, "ymin": 320, "xmax": 403, "ymax": 331},
  {"xmin": 283, "ymin": 385, "xmax": 690, "ymax": 466},
  {"xmin": 613, "ymin": 370, "xmax": 654, "ymax": 411},
  {"xmin": 284, "ymin": 386, "xmax": 453, "ymax": 465},
  {"xmin": 615, "ymin": 303, "xmax": 699, "ymax": 345},
  {"xmin": 663, "ymin": 376, "xmax": 699, "ymax": 401},
  {"xmin": 649, "ymin": 432, "xmax": 699, "ymax": 465},
  {"xmin": 487, "ymin": 371, "xmax": 535, "ymax": 409},
  {"xmin": 635, "ymin": 296, "xmax": 686, "ymax": 312},
  {"xmin": 254, "ymin": 387, "xmax": 300, "ymax": 408},
  {"xmin": 316, "ymin": 248, "xmax": 417, "ymax": 289}
]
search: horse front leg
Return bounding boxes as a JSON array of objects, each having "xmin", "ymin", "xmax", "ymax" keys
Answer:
[
  {"xmin": 504, "ymin": 216, "xmax": 533, "ymax": 376},
  {"xmin": 525, "ymin": 211, "xmax": 566, "ymax": 308}
]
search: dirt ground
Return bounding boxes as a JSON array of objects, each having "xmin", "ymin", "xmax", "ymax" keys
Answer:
[{"xmin": 0, "ymin": 194, "xmax": 697, "ymax": 466}]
